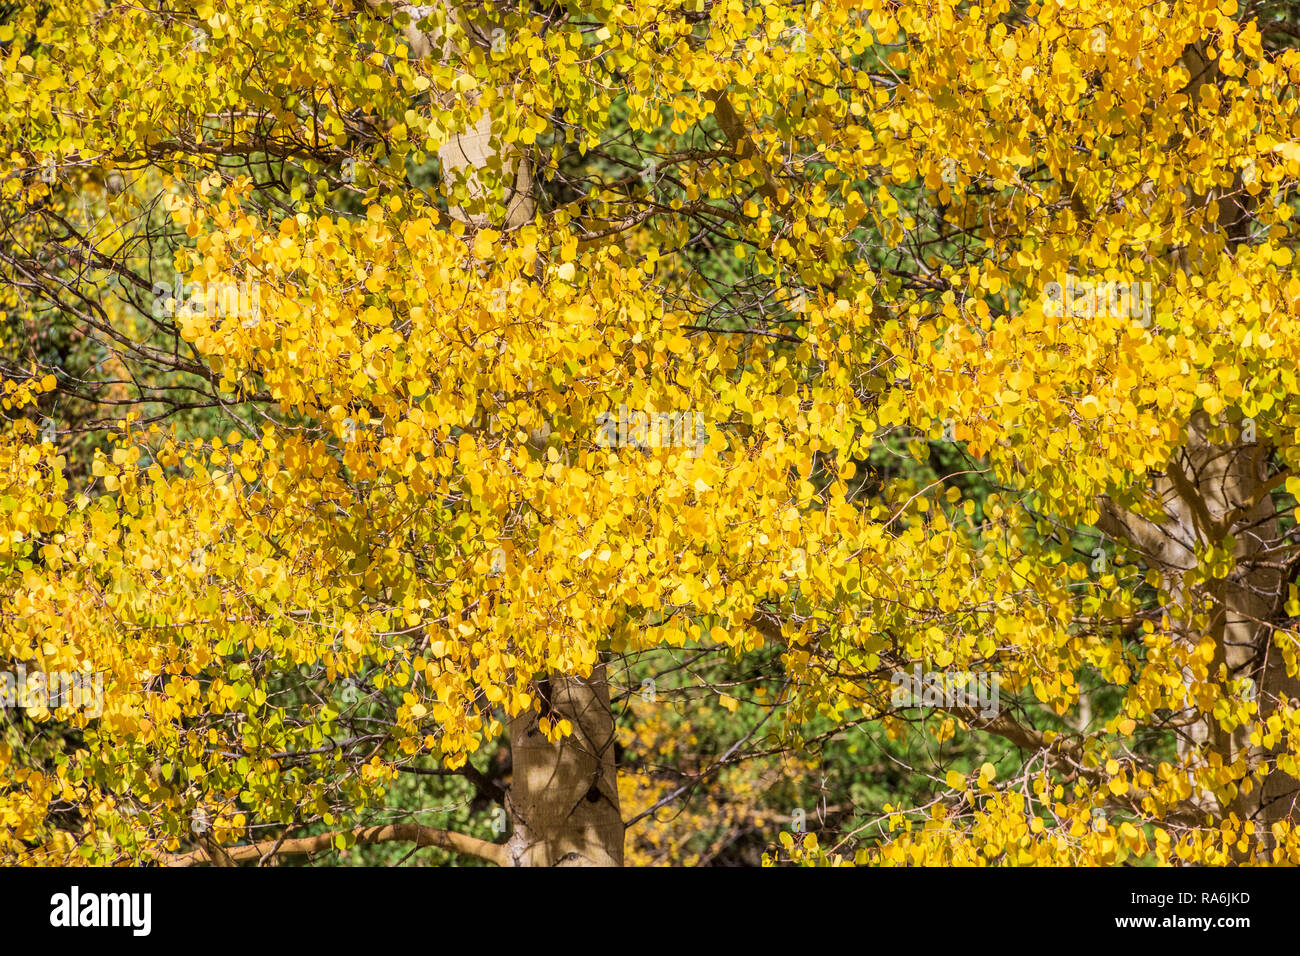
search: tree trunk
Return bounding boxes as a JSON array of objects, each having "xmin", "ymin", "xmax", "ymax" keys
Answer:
[
  {"xmin": 505, "ymin": 666, "xmax": 624, "ymax": 866},
  {"xmin": 1100, "ymin": 411, "xmax": 1300, "ymax": 858},
  {"xmin": 1092, "ymin": 41, "xmax": 1300, "ymax": 857},
  {"xmin": 390, "ymin": 0, "xmax": 624, "ymax": 866}
]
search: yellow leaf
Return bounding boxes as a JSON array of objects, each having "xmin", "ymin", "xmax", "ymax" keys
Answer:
[{"xmin": 473, "ymin": 230, "xmax": 501, "ymax": 259}]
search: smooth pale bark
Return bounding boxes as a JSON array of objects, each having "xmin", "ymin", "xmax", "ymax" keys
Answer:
[
  {"xmin": 505, "ymin": 667, "xmax": 624, "ymax": 866},
  {"xmin": 1088, "ymin": 42, "xmax": 1300, "ymax": 858},
  {"xmin": 385, "ymin": 1, "xmax": 533, "ymax": 230},
  {"xmin": 385, "ymin": 0, "xmax": 624, "ymax": 866},
  {"xmin": 1176, "ymin": 42, "xmax": 1296, "ymax": 850},
  {"xmin": 1100, "ymin": 413, "xmax": 1299, "ymax": 855},
  {"xmin": 438, "ymin": 107, "xmax": 534, "ymax": 230}
]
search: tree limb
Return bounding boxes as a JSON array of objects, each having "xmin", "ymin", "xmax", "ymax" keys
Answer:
[{"xmin": 156, "ymin": 823, "xmax": 508, "ymax": 867}]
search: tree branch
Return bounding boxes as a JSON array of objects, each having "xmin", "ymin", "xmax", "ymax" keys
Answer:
[{"xmin": 156, "ymin": 823, "xmax": 508, "ymax": 867}]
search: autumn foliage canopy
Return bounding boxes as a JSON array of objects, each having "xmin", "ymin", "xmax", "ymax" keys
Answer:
[{"xmin": 4, "ymin": 0, "xmax": 1300, "ymax": 866}]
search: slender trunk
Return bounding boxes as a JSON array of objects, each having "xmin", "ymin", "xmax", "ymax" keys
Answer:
[
  {"xmin": 1095, "ymin": 43, "xmax": 1299, "ymax": 857},
  {"xmin": 1101, "ymin": 411, "xmax": 1299, "ymax": 857},
  {"xmin": 505, "ymin": 665, "xmax": 624, "ymax": 866},
  {"xmin": 391, "ymin": 0, "xmax": 624, "ymax": 866},
  {"xmin": 1173, "ymin": 416, "xmax": 1299, "ymax": 852},
  {"xmin": 1174, "ymin": 40, "xmax": 1300, "ymax": 852}
]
